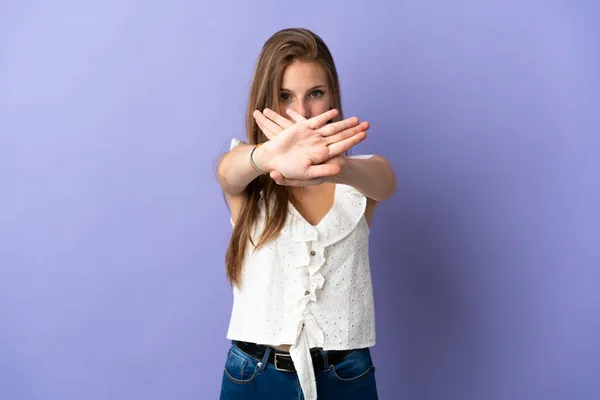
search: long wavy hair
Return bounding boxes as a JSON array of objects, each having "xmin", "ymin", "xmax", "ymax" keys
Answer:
[{"xmin": 225, "ymin": 28, "xmax": 344, "ymax": 287}]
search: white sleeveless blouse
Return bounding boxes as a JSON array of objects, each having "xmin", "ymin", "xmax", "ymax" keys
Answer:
[{"xmin": 225, "ymin": 139, "xmax": 376, "ymax": 400}]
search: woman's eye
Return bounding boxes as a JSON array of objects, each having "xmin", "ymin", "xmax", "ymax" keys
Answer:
[
  {"xmin": 279, "ymin": 93, "xmax": 291, "ymax": 101},
  {"xmin": 310, "ymin": 90, "xmax": 324, "ymax": 98}
]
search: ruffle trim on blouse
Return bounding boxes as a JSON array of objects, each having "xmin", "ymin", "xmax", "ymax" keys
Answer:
[
  {"xmin": 284, "ymin": 183, "xmax": 368, "ymax": 400},
  {"xmin": 281, "ymin": 183, "xmax": 367, "ymax": 246},
  {"xmin": 282, "ymin": 183, "xmax": 368, "ymax": 311}
]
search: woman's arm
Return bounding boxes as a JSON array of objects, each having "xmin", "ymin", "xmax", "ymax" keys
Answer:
[
  {"xmin": 332, "ymin": 155, "xmax": 396, "ymax": 202},
  {"xmin": 269, "ymin": 154, "xmax": 396, "ymax": 202},
  {"xmin": 217, "ymin": 109, "xmax": 368, "ymax": 196},
  {"xmin": 216, "ymin": 142, "xmax": 270, "ymax": 196},
  {"xmin": 260, "ymin": 109, "xmax": 396, "ymax": 202}
]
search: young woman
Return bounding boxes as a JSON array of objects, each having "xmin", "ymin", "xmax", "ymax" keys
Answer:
[{"xmin": 217, "ymin": 27, "xmax": 396, "ymax": 400}]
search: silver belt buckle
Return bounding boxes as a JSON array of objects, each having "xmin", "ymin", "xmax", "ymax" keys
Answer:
[{"xmin": 274, "ymin": 353, "xmax": 293, "ymax": 372}]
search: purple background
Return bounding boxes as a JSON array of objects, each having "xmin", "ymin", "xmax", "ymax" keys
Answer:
[{"xmin": 1, "ymin": 1, "xmax": 599, "ymax": 399}]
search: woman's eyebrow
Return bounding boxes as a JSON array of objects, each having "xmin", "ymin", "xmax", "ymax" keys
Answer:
[{"xmin": 280, "ymin": 84, "xmax": 327, "ymax": 92}]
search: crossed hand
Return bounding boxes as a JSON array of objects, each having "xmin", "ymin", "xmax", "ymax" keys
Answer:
[{"xmin": 252, "ymin": 108, "xmax": 370, "ymax": 186}]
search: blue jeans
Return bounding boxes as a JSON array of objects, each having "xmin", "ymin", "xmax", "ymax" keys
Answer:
[{"xmin": 219, "ymin": 341, "xmax": 378, "ymax": 399}]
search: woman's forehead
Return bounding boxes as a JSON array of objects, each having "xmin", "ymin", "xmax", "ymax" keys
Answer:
[{"xmin": 281, "ymin": 61, "xmax": 328, "ymax": 91}]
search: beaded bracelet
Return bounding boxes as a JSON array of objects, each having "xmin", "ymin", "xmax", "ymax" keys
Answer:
[{"xmin": 250, "ymin": 143, "xmax": 267, "ymax": 174}]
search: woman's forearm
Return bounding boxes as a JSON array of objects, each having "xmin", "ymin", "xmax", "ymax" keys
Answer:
[
  {"xmin": 332, "ymin": 156, "xmax": 397, "ymax": 201},
  {"xmin": 217, "ymin": 143, "xmax": 270, "ymax": 196}
]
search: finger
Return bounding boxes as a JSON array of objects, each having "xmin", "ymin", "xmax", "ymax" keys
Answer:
[
  {"xmin": 306, "ymin": 109, "xmax": 339, "ymax": 129},
  {"xmin": 286, "ymin": 109, "xmax": 339, "ymax": 129},
  {"xmin": 270, "ymin": 171, "xmax": 286, "ymax": 184},
  {"xmin": 327, "ymin": 131, "xmax": 368, "ymax": 157},
  {"xmin": 270, "ymin": 171, "xmax": 301, "ymax": 186},
  {"xmin": 285, "ymin": 108, "xmax": 308, "ymax": 124},
  {"xmin": 263, "ymin": 108, "xmax": 294, "ymax": 129},
  {"xmin": 255, "ymin": 118, "xmax": 275, "ymax": 140},
  {"xmin": 304, "ymin": 163, "xmax": 342, "ymax": 179},
  {"xmin": 325, "ymin": 121, "xmax": 370, "ymax": 145},
  {"xmin": 270, "ymin": 164, "xmax": 341, "ymax": 183},
  {"xmin": 254, "ymin": 110, "xmax": 284, "ymax": 137},
  {"xmin": 320, "ymin": 118, "xmax": 366, "ymax": 137},
  {"xmin": 277, "ymin": 178, "xmax": 326, "ymax": 186},
  {"xmin": 271, "ymin": 172, "xmax": 327, "ymax": 187},
  {"xmin": 319, "ymin": 116, "xmax": 359, "ymax": 137}
]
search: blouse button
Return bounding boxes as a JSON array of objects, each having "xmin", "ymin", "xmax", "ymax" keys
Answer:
[{"xmin": 310, "ymin": 250, "xmax": 316, "ymax": 256}]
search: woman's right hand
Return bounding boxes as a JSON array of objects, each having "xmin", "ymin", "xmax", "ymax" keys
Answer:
[{"xmin": 253, "ymin": 108, "xmax": 369, "ymax": 180}]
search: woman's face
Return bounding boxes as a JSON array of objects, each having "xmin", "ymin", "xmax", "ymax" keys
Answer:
[{"xmin": 278, "ymin": 60, "xmax": 332, "ymax": 119}]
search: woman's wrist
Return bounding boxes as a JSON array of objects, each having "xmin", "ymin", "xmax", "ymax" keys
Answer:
[
  {"xmin": 250, "ymin": 143, "xmax": 274, "ymax": 174},
  {"xmin": 328, "ymin": 156, "xmax": 351, "ymax": 184}
]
